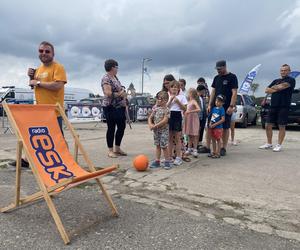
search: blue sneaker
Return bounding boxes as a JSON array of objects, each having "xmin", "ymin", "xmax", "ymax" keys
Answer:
[
  {"xmin": 164, "ymin": 161, "xmax": 173, "ymax": 170},
  {"xmin": 150, "ymin": 160, "xmax": 161, "ymax": 168}
]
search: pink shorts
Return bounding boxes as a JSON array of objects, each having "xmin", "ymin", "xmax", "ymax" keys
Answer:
[{"xmin": 209, "ymin": 128, "xmax": 223, "ymax": 140}]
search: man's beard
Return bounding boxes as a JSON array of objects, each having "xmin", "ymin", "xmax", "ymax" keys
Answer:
[{"xmin": 39, "ymin": 55, "xmax": 53, "ymax": 64}]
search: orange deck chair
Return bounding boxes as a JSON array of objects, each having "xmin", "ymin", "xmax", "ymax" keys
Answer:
[{"xmin": 1, "ymin": 101, "xmax": 118, "ymax": 244}]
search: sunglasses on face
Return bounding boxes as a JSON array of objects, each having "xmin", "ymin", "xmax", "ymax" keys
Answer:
[{"xmin": 39, "ymin": 49, "xmax": 51, "ymax": 54}]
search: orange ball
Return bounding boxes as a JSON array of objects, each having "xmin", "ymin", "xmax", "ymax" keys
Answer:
[{"xmin": 133, "ymin": 155, "xmax": 149, "ymax": 171}]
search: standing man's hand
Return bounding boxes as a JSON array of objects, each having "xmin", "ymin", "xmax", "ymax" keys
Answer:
[
  {"xmin": 207, "ymin": 105, "xmax": 211, "ymax": 114},
  {"xmin": 226, "ymin": 106, "xmax": 233, "ymax": 115},
  {"xmin": 29, "ymin": 80, "xmax": 39, "ymax": 87}
]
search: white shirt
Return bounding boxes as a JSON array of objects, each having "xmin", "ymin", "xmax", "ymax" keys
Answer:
[{"xmin": 169, "ymin": 94, "xmax": 188, "ymax": 111}]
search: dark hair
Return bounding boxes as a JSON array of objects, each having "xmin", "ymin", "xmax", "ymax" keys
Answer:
[
  {"xmin": 40, "ymin": 41, "xmax": 54, "ymax": 54},
  {"xmin": 179, "ymin": 78, "xmax": 186, "ymax": 86},
  {"xmin": 197, "ymin": 77, "xmax": 205, "ymax": 83},
  {"xmin": 163, "ymin": 74, "xmax": 175, "ymax": 82},
  {"xmin": 281, "ymin": 64, "xmax": 290, "ymax": 69},
  {"xmin": 162, "ymin": 74, "xmax": 175, "ymax": 91},
  {"xmin": 104, "ymin": 59, "xmax": 118, "ymax": 72},
  {"xmin": 196, "ymin": 84, "xmax": 206, "ymax": 92}
]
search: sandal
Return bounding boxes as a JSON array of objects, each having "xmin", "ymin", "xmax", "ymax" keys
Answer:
[
  {"xmin": 182, "ymin": 156, "xmax": 191, "ymax": 162},
  {"xmin": 108, "ymin": 151, "xmax": 118, "ymax": 158},
  {"xmin": 114, "ymin": 150, "xmax": 127, "ymax": 156},
  {"xmin": 212, "ymin": 154, "xmax": 220, "ymax": 158}
]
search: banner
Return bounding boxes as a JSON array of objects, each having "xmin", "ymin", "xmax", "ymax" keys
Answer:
[
  {"xmin": 130, "ymin": 105, "xmax": 152, "ymax": 121},
  {"xmin": 289, "ymin": 71, "xmax": 300, "ymax": 79},
  {"xmin": 239, "ymin": 64, "xmax": 262, "ymax": 94},
  {"xmin": 67, "ymin": 103, "xmax": 103, "ymax": 123}
]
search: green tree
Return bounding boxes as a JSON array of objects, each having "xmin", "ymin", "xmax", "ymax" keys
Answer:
[{"xmin": 251, "ymin": 83, "xmax": 259, "ymax": 96}]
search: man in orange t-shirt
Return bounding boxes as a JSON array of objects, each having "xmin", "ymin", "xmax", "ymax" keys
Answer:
[
  {"xmin": 11, "ymin": 41, "xmax": 67, "ymax": 169},
  {"xmin": 28, "ymin": 41, "xmax": 67, "ymax": 132}
]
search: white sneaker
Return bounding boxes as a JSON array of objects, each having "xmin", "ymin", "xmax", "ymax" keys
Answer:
[
  {"xmin": 173, "ymin": 157, "xmax": 183, "ymax": 166},
  {"xmin": 273, "ymin": 144, "xmax": 282, "ymax": 152},
  {"xmin": 231, "ymin": 140, "xmax": 238, "ymax": 146},
  {"xmin": 185, "ymin": 148, "xmax": 192, "ymax": 155},
  {"xmin": 192, "ymin": 150, "xmax": 198, "ymax": 158},
  {"xmin": 259, "ymin": 143, "xmax": 273, "ymax": 149}
]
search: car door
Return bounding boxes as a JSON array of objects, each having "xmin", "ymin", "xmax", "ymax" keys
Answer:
[
  {"xmin": 289, "ymin": 89, "xmax": 300, "ymax": 122},
  {"xmin": 244, "ymin": 95, "xmax": 256, "ymax": 121},
  {"xmin": 248, "ymin": 96, "xmax": 257, "ymax": 121}
]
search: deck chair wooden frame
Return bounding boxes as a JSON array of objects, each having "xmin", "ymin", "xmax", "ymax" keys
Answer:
[{"xmin": 1, "ymin": 101, "xmax": 119, "ymax": 244}]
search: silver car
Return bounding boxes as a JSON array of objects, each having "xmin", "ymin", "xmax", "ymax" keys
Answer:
[{"xmin": 235, "ymin": 94, "xmax": 257, "ymax": 128}]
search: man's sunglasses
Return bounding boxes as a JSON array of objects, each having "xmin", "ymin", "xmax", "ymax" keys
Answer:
[{"xmin": 39, "ymin": 49, "xmax": 51, "ymax": 54}]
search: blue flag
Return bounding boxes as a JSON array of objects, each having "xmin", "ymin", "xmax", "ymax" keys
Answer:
[
  {"xmin": 289, "ymin": 71, "xmax": 300, "ymax": 79},
  {"xmin": 239, "ymin": 64, "xmax": 261, "ymax": 94}
]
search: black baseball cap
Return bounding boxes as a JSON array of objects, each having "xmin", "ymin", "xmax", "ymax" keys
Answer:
[
  {"xmin": 215, "ymin": 60, "xmax": 226, "ymax": 69},
  {"xmin": 216, "ymin": 94, "xmax": 226, "ymax": 102}
]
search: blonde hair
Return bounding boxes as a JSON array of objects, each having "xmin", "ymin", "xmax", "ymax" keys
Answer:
[
  {"xmin": 156, "ymin": 91, "xmax": 169, "ymax": 101},
  {"xmin": 169, "ymin": 80, "xmax": 180, "ymax": 95},
  {"xmin": 188, "ymin": 88, "xmax": 200, "ymax": 106}
]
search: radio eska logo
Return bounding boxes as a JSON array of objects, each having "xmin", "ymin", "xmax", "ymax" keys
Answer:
[{"xmin": 29, "ymin": 127, "xmax": 74, "ymax": 183}]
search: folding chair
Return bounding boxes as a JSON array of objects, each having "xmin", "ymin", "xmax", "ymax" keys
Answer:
[{"xmin": 1, "ymin": 101, "xmax": 119, "ymax": 244}]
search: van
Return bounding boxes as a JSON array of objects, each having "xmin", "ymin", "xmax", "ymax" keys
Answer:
[
  {"xmin": 0, "ymin": 86, "xmax": 34, "ymax": 101},
  {"xmin": 0, "ymin": 86, "xmax": 94, "ymax": 114},
  {"xmin": 64, "ymin": 87, "xmax": 95, "ymax": 105}
]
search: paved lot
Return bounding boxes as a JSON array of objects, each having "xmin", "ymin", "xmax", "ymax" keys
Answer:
[
  {"xmin": 0, "ymin": 170, "xmax": 300, "ymax": 250},
  {"xmin": 1, "ymin": 118, "xmax": 300, "ymax": 248}
]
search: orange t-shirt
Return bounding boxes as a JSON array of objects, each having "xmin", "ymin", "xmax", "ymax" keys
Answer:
[{"xmin": 35, "ymin": 61, "xmax": 67, "ymax": 116}]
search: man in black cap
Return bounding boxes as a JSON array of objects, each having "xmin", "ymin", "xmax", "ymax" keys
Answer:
[{"xmin": 208, "ymin": 60, "xmax": 238, "ymax": 156}]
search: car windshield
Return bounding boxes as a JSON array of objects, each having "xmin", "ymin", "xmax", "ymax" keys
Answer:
[
  {"xmin": 0, "ymin": 89, "xmax": 7, "ymax": 99},
  {"xmin": 236, "ymin": 95, "xmax": 242, "ymax": 105}
]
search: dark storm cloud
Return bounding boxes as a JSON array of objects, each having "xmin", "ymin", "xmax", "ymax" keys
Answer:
[{"xmin": 0, "ymin": 0, "xmax": 300, "ymax": 94}]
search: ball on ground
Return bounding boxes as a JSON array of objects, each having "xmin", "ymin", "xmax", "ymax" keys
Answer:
[{"xmin": 133, "ymin": 155, "xmax": 149, "ymax": 171}]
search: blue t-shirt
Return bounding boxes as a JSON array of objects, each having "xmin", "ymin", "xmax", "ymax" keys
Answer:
[{"xmin": 211, "ymin": 107, "xmax": 225, "ymax": 128}]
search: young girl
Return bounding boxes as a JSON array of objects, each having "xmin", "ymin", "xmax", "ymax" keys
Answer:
[
  {"xmin": 148, "ymin": 91, "xmax": 172, "ymax": 170},
  {"xmin": 184, "ymin": 88, "xmax": 201, "ymax": 157},
  {"xmin": 167, "ymin": 80, "xmax": 187, "ymax": 166}
]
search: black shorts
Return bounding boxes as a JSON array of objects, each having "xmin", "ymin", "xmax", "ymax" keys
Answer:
[
  {"xmin": 266, "ymin": 107, "xmax": 288, "ymax": 126},
  {"xmin": 169, "ymin": 111, "xmax": 182, "ymax": 132},
  {"xmin": 223, "ymin": 113, "xmax": 232, "ymax": 129}
]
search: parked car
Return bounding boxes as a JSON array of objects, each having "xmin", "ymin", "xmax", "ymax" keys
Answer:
[
  {"xmin": 260, "ymin": 88, "xmax": 300, "ymax": 129},
  {"xmin": 128, "ymin": 96, "xmax": 153, "ymax": 122},
  {"xmin": 235, "ymin": 93, "xmax": 258, "ymax": 128}
]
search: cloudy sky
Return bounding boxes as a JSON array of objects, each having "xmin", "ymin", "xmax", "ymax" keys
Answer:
[{"xmin": 1, "ymin": 0, "xmax": 300, "ymax": 96}]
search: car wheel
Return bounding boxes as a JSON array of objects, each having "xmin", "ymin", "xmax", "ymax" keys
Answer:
[
  {"xmin": 251, "ymin": 114, "xmax": 257, "ymax": 125},
  {"xmin": 241, "ymin": 115, "xmax": 248, "ymax": 128}
]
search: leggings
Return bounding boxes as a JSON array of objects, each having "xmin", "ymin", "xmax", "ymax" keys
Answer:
[
  {"xmin": 199, "ymin": 117, "xmax": 206, "ymax": 143},
  {"xmin": 103, "ymin": 106, "xmax": 126, "ymax": 148}
]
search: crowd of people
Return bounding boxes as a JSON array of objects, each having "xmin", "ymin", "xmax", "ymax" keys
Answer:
[
  {"xmin": 147, "ymin": 60, "xmax": 239, "ymax": 169},
  {"xmin": 13, "ymin": 41, "xmax": 296, "ymax": 170}
]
